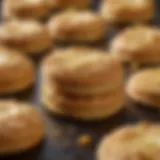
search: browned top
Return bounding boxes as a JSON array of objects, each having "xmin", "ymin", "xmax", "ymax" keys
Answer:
[
  {"xmin": 42, "ymin": 47, "xmax": 123, "ymax": 85},
  {"xmin": 0, "ymin": 20, "xmax": 46, "ymax": 41},
  {"xmin": 101, "ymin": 0, "xmax": 155, "ymax": 22},
  {"xmin": 0, "ymin": 100, "xmax": 44, "ymax": 152},
  {"xmin": 3, "ymin": 0, "xmax": 52, "ymax": 19},
  {"xmin": 48, "ymin": 11, "xmax": 106, "ymax": 41},
  {"xmin": 6, "ymin": 0, "xmax": 48, "ymax": 8},
  {"xmin": 98, "ymin": 122, "xmax": 160, "ymax": 160},
  {"xmin": 127, "ymin": 68, "xmax": 160, "ymax": 100},
  {"xmin": 110, "ymin": 26, "xmax": 160, "ymax": 62},
  {"xmin": 47, "ymin": 0, "xmax": 91, "ymax": 9},
  {"xmin": 0, "ymin": 47, "xmax": 34, "ymax": 85}
]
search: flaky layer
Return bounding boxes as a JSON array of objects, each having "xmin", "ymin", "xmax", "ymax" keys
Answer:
[{"xmin": 41, "ymin": 79, "xmax": 124, "ymax": 120}]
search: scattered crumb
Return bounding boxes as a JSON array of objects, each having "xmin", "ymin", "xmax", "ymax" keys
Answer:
[{"xmin": 78, "ymin": 134, "xmax": 92, "ymax": 147}]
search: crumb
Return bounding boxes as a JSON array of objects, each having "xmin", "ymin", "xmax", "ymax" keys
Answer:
[{"xmin": 78, "ymin": 134, "xmax": 92, "ymax": 147}]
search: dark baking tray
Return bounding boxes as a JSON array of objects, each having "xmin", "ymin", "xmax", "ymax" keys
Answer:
[{"xmin": 1, "ymin": 0, "xmax": 160, "ymax": 160}]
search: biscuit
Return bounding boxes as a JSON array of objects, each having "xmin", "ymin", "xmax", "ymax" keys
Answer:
[
  {"xmin": 0, "ymin": 47, "xmax": 35, "ymax": 94},
  {"xmin": 0, "ymin": 20, "xmax": 52, "ymax": 54},
  {"xmin": 100, "ymin": 0, "xmax": 155, "ymax": 23},
  {"xmin": 42, "ymin": 47, "xmax": 124, "ymax": 95},
  {"xmin": 48, "ymin": 11, "xmax": 106, "ymax": 43},
  {"xmin": 48, "ymin": 0, "xmax": 91, "ymax": 10},
  {"xmin": 41, "ymin": 81, "xmax": 125, "ymax": 120},
  {"xmin": 126, "ymin": 68, "xmax": 160, "ymax": 108},
  {"xmin": 0, "ymin": 100, "xmax": 44, "ymax": 154},
  {"xmin": 41, "ymin": 47, "xmax": 124, "ymax": 120},
  {"xmin": 110, "ymin": 26, "xmax": 160, "ymax": 63},
  {"xmin": 97, "ymin": 122, "xmax": 160, "ymax": 160},
  {"xmin": 2, "ymin": 0, "xmax": 52, "ymax": 20}
]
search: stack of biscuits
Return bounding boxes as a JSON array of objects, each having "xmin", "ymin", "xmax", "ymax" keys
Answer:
[{"xmin": 41, "ymin": 47, "xmax": 125, "ymax": 120}]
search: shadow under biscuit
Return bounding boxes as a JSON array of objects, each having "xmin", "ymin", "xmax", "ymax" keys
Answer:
[
  {"xmin": 43, "ymin": 107, "xmax": 126, "ymax": 151},
  {"xmin": 124, "ymin": 63, "xmax": 160, "ymax": 80},
  {"xmin": 54, "ymin": 38, "xmax": 106, "ymax": 50},
  {"xmin": 28, "ymin": 47, "xmax": 53, "ymax": 65},
  {"xmin": 40, "ymin": 10, "xmax": 60, "ymax": 23},
  {"xmin": 0, "ymin": 139, "xmax": 45, "ymax": 160},
  {"xmin": 45, "ymin": 106, "xmax": 126, "ymax": 132},
  {"xmin": 112, "ymin": 20, "xmax": 155, "ymax": 32},
  {"xmin": 0, "ymin": 86, "xmax": 34, "ymax": 101},
  {"xmin": 127, "ymin": 99, "xmax": 160, "ymax": 122}
]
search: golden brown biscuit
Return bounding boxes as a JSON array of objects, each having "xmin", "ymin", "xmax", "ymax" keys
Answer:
[
  {"xmin": 48, "ymin": 0, "xmax": 91, "ymax": 10},
  {"xmin": 41, "ymin": 47, "xmax": 124, "ymax": 120},
  {"xmin": 126, "ymin": 68, "xmax": 160, "ymax": 108},
  {"xmin": 41, "ymin": 80, "xmax": 125, "ymax": 120},
  {"xmin": 110, "ymin": 26, "xmax": 160, "ymax": 63},
  {"xmin": 100, "ymin": 0, "xmax": 155, "ymax": 23},
  {"xmin": 2, "ymin": 0, "xmax": 52, "ymax": 20},
  {"xmin": 42, "ymin": 47, "xmax": 124, "ymax": 95},
  {"xmin": 97, "ymin": 122, "xmax": 160, "ymax": 160},
  {"xmin": 0, "ymin": 47, "xmax": 34, "ymax": 94},
  {"xmin": 0, "ymin": 20, "xmax": 52, "ymax": 54},
  {"xmin": 48, "ymin": 11, "xmax": 106, "ymax": 43},
  {"xmin": 0, "ymin": 100, "xmax": 44, "ymax": 154}
]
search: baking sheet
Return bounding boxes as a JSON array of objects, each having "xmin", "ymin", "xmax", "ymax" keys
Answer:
[{"xmin": 1, "ymin": 0, "xmax": 160, "ymax": 160}]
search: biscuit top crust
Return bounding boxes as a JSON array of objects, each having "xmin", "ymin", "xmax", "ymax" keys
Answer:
[
  {"xmin": 111, "ymin": 26, "xmax": 160, "ymax": 52},
  {"xmin": 0, "ymin": 47, "xmax": 31, "ymax": 68},
  {"xmin": 52, "ymin": 10, "xmax": 104, "ymax": 23},
  {"xmin": 48, "ymin": 11, "xmax": 105, "ymax": 37},
  {"xmin": 98, "ymin": 122, "xmax": 160, "ymax": 160},
  {"xmin": 8, "ymin": 0, "xmax": 48, "ymax": 8},
  {"xmin": 46, "ymin": 0, "xmax": 91, "ymax": 8},
  {"xmin": 0, "ymin": 20, "xmax": 43, "ymax": 38},
  {"xmin": 110, "ymin": 26, "xmax": 160, "ymax": 61},
  {"xmin": 127, "ymin": 68, "xmax": 160, "ymax": 95},
  {"xmin": 103, "ymin": 0, "xmax": 153, "ymax": 10},
  {"xmin": 0, "ymin": 100, "xmax": 43, "ymax": 141},
  {"xmin": 107, "ymin": 0, "xmax": 150, "ymax": 7},
  {"xmin": 43, "ymin": 47, "xmax": 123, "ymax": 83}
]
